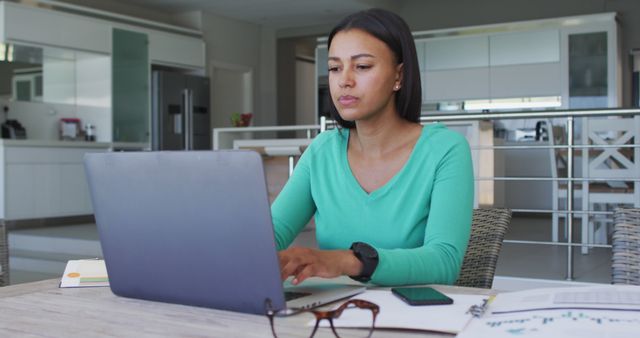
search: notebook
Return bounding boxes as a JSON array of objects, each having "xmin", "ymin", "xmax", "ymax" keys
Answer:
[
  {"xmin": 84, "ymin": 150, "xmax": 364, "ymax": 315},
  {"xmin": 457, "ymin": 285, "xmax": 640, "ymax": 338},
  {"xmin": 60, "ymin": 259, "xmax": 109, "ymax": 288}
]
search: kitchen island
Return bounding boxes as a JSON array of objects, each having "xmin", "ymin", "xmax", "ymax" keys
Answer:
[{"xmin": 0, "ymin": 139, "xmax": 115, "ymax": 221}]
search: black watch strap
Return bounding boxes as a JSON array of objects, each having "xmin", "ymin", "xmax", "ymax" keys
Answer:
[{"xmin": 349, "ymin": 242, "xmax": 379, "ymax": 283}]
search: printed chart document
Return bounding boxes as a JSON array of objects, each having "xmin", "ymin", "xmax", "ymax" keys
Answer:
[
  {"xmin": 457, "ymin": 285, "xmax": 640, "ymax": 338},
  {"xmin": 322, "ymin": 289, "xmax": 488, "ymax": 334},
  {"xmin": 60, "ymin": 259, "xmax": 109, "ymax": 288}
]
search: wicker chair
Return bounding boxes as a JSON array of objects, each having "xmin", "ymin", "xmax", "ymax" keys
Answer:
[
  {"xmin": 0, "ymin": 219, "xmax": 8, "ymax": 287},
  {"xmin": 455, "ymin": 208, "xmax": 512, "ymax": 289},
  {"xmin": 612, "ymin": 208, "xmax": 640, "ymax": 285}
]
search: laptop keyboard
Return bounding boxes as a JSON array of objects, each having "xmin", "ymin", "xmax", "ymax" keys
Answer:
[{"xmin": 285, "ymin": 291, "xmax": 312, "ymax": 301}]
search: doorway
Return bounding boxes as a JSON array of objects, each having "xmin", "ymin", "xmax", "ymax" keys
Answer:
[{"xmin": 209, "ymin": 61, "xmax": 253, "ymax": 129}]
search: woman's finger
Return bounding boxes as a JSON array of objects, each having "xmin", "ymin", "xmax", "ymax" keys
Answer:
[{"xmin": 293, "ymin": 265, "xmax": 315, "ymax": 285}]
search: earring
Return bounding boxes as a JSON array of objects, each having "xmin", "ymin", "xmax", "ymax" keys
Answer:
[{"xmin": 394, "ymin": 84, "xmax": 401, "ymax": 90}]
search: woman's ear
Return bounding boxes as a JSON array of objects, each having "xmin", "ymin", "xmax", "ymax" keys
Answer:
[{"xmin": 394, "ymin": 63, "xmax": 404, "ymax": 91}]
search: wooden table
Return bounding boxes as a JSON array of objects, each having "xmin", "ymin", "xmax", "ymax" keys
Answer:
[{"xmin": 0, "ymin": 279, "xmax": 493, "ymax": 337}]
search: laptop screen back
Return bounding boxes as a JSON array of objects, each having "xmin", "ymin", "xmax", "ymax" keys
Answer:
[{"xmin": 84, "ymin": 151, "xmax": 286, "ymax": 314}]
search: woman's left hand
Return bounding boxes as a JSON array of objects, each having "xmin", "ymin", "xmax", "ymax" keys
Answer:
[{"xmin": 278, "ymin": 247, "xmax": 363, "ymax": 285}]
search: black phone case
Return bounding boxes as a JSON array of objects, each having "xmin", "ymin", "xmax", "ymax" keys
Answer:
[{"xmin": 392, "ymin": 288, "xmax": 454, "ymax": 306}]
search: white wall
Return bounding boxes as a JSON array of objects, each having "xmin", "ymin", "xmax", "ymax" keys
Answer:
[
  {"xmin": 295, "ymin": 60, "xmax": 316, "ymax": 127},
  {"xmin": 199, "ymin": 11, "xmax": 277, "ymax": 129},
  {"xmin": 258, "ymin": 27, "xmax": 278, "ymax": 127},
  {"xmin": 0, "ymin": 99, "xmax": 110, "ymax": 142}
]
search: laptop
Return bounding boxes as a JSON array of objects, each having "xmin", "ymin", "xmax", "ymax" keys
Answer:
[{"xmin": 84, "ymin": 150, "xmax": 364, "ymax": 315}]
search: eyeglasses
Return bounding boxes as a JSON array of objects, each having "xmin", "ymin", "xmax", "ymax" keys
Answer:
[{"xmin": 265, "ymin": 299, "xmax": 379, "ymax": 338}]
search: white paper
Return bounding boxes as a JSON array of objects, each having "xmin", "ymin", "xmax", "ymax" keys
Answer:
[
  {"xmin": 489, "ymin": 285, "xmax": 640, "ymax": 314},
  {"xmin": 60, "ymin": 259, "xmax": 109, "ymax": 288},
  {"xmin": 457, "ymin": 309, "xmax": 640, "ymax": 338},
  {"xmin": 457, "ymin": 285, "xmax": 640, "ymax": 338},
  {"xmin": 319, "ymin": 289, "xmax": 487, "ymax": 334},
  {"xmin": 62, "ymin": 123, "xmax": 78, "ymax": 138}
]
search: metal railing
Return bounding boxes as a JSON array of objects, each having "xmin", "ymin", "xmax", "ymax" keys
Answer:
[
  {"xmin": 213, "ymin": 125, "xmax": 320, "ymax": 176},
  {"xmin": 213, "ymin": 109, "xmax": 640, "ymax": 281},
  {"xmin": 322, "ymin": 109, "xmax": 640, "ymax": 280}
]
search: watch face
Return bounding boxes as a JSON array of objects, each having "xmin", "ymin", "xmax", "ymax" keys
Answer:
[
  {"xmin": 362, "ymin": 246, "xmax": 377, "ymax": 258},
  {"xmin": 355, "ymin": 243, "xmax": 377, "ymax": 259}
]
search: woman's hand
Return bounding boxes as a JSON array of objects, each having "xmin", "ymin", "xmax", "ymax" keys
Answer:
[{"xmin": 278, "ymin": 247, "xmax": 363, "ymax": 285}]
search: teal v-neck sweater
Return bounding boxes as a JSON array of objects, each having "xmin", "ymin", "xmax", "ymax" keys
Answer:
[{"xmin": 271, "ymin": 123, "xmax": 474, "ymax": 286}]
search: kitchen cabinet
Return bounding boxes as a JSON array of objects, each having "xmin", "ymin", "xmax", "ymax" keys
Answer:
[
  {"xmin": 148, "ymin": 31, "xmax": 205, "ymax": 69},
  {"xmin": 1, "ymin": 1, "xmax": 204, "ymax": 147},
  {"xmin": 0, "ymin": 140, "xmax": 109, "ymax": 220},
  {"xmin": 567, "ymin": 31, "xmax": 610, "ymax": 108},
  {"xmin": 488, "ymin": 30, "xmax": 561, "ymax": 99},
  {"xmin": 112, "ymin": 28, "xmax": 149, "ymax": 144},
  {"xmin": 420, "ymin": 30, "xmax": 562, "ymax": 103},
  {"xmin": 490, "ymin": 62, "xmax": 561, "ymax": 99},
  {"xmin": 424, "ymin": 35, "xmax": 489, "ymax": 70},
  {"xmin": 424, "ymin": 67, "xmax": 490, "ymax": 101},
  {"xmin": 313, "ymin": 14, "xmax": 619, "ymax": 116},
  {"xmin": 0, "ymin": 2, "xmax": 205, "ymax": 69},
  {"xmin": 489, "ymin": 30, "xmax": 560, "ymax": 66},
  {"xmin": 415, "ymin": 40, "xmax": 425, "ymax": 71},
  {"xmin": 0, "ymin": 2, "xmax": 110, "ymax": 54},
  {"xmin": 422, "ymin": 35, "xmax": 490, "ymax": 102},
  {"xmin": 419, "ymin": 13, "xmax": 617, "ymax": 108}
]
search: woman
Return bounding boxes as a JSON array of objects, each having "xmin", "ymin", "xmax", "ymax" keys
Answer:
[{"xmin": 271, "ymin": 8, "xmax": 474, "ymax": 286}]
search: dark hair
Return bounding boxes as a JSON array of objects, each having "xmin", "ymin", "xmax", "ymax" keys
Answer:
[{"xmin": 327, "ymin": 8, "xmax": 421, "ymax": 129}]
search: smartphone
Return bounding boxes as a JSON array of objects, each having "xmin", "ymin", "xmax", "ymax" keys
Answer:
[{"xmin": 391, "ymin": 287, "xmax": 454, "ymax": 306}]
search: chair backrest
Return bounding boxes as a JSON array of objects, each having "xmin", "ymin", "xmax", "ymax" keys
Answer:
[
  {"xmin": 455, "ymin": 208, "xmax": 511, "ymax": 289},
  {"xmin": 611, "ymin": 208, "xmax": 640, "ymax": 285},
  {"xmin": 582, "ymin": 116, "xmax": 639, "ymax": 180},
  {"xmin": 545, "ymin": 119, "xmax": 567, "ymax": 179},
  {"xmin": 0, "ymin": 219, "xmax": 8, "ymax": 287}
]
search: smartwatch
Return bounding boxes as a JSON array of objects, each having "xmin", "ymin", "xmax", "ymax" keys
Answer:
[{"xmin": 350, "ymin": 242, "xmax": 379, "ymax": 283}]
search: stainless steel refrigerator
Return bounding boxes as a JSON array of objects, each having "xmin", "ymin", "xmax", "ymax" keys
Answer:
[{"xmin": 152, "ymin": 70, "xmax": 210, "ymax": 150}]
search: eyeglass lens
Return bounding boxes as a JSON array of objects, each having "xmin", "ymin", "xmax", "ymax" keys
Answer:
[{"xmin": 268, "ymin": 300, "xmax": 378, "ymax": 338}]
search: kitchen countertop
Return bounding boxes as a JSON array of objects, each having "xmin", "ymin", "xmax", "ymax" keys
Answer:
[
  {"xmin": 233, "ymin": 138, "xmax": 313, "ymax": 156},
  {"xmin": 0, "ymin": 139, "xmax": 146, "ymax": 149}
]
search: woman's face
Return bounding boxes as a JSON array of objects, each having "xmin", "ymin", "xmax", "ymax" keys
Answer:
[{"xmin": 328, "ymin": 29, "xmax": 403, "ymax": 123}]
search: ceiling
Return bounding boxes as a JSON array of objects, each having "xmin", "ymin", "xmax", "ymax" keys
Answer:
[{"xmin": 106, "ymin": 0, "xmax": 403, "ymax": 29}]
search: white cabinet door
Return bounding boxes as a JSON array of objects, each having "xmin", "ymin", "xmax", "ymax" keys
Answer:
[
  {"xmin": 415, "ymin": 40, "xmax": 426, "ymax": 71},
  {"xmin": 3, "ymin": 146, "xmax": 106, "ymax": 220},
  {"xmin": 424, "ymin": 68, "xmax": 490, "ymax": 101},
  {"xmin": 425, "ymin": 35, "xmax": 489, "ymax": 70},
  {"xmin": 2, "ymin": 2, "xmax": 110, "ymax": 53},
  {"xmin": 148, "ymin": 31, "xmax": 205, "ymax": 69},
  {"xmin": 4, "ymin": 163, "xmax": 62, "ymax": 219},
  {"xmin": 34, "ymin": 164, "xmax": 61, "ymax": 217},
  {"xmin": 60, "ymin": 163, "xmax": 92, "ymax": 214},
  {"xmin": 5, "ymin": 164, "xmax": 35, "ymax": 219},
  {"xmin": 489, "ymin": 30, "xmax": 560, "ymax": 66},
  {"xmin": 490, "ymin": 62, "xmax": 561, "ymax": 98},
  {"xmin": 488, "ymin": 30, "xmax": 561, "ymax": 98},
  {"xmin": 422, "ymin": 35, "xmax": 490, "ymax": 102}
]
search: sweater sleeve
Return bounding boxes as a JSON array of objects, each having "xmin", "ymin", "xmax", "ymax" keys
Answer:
[
  {"xmin": 370, "ymin": 136, "xmax": 474, "ymax": 286},
  {"xmin": 270, "ymin": 149, "xmax": 317, "ymax": 250}
]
